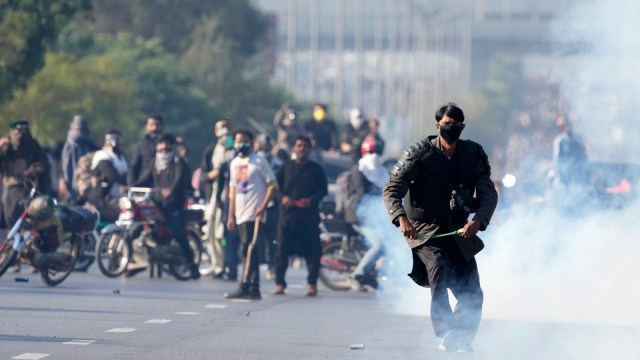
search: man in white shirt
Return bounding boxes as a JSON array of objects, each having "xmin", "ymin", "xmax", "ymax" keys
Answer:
[{"xmin": 224, "ymin": 129, "xmax": 277, "ymax": 300}]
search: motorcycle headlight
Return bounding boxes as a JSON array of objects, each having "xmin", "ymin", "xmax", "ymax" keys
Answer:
[{"xmin": 118, "ymin": 197, "xmax": 132, "ymax": 210}]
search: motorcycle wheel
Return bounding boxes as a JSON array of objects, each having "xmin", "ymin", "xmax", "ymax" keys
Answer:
[
  {"xmin": 41, "ymin": 234, "xmax": 81, "ymax": 286},
  {"xmin": 169, "ymin": 230, "xmax": 202, "ymax": 281},
  {"xmin": 319, "ymin": 241, "xmax": 362, "ymax": 291},
  {"xmin": 0, "ymin": 238, "xmax": 17, "ymax": 277},
  {"xmin": 73, "ymin": 233, "xmax": 97, "ymax": 272},
  {"xmin": 96, "ymin": 229, "xmax": 130, "ymax": 278}
]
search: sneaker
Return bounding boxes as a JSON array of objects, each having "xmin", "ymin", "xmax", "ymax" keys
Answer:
[
  {"xmin": 306, "ymin": 284, "xmax": 318, "ymax": 297},
  {"xmin": 274, "ymin": 284, "xmax": 286, "ymax": 295},
  {"xmin": 224, "ymin": 287, "xmax": 262, "ymax": 300},
  {"xmin": 437, "ymin": 330, "xmax": 460, "ymax": 352},
  {"xmin": 456, "ymin": 344, "xmax": 474, "ymax": 353}
]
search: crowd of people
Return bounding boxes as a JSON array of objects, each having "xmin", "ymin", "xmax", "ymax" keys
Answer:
[{"xmin": 0, "ymin": 102, "xmax": 388, "ymax": 296}]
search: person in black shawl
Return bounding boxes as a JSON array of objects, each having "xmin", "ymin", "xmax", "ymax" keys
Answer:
[{"xmin": 273, "ymin": 135, "xmax": 328, "ymax": 297}]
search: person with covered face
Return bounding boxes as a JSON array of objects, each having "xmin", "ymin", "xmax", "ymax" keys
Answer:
[
  {"xmin": 135, "ymin": 134, "xmax": 200, "ymax": 279},
  {"xmin": 200, "ymin": 119, "xmax": 236, "ymax": 278},
  {"xmin": 340, "ymin": 107, "xmax": 371, "ymax": 164},
  {"xmin": 224, "ymin": 129, "xmax": 277, "ymax": 300},
  {"xmin": 61, "ymin": 115, "xmax": 99, "ymax": 202},
  {"xmin": 273, "ymin": 135, "xmax": 328, "ymax": 297},
  {"xmin": 128, "ymin": 114, "xmax": 164, "ymax": 185},
  {"xmin": 272, "ymin": 103, "xmax": 302, "ymax": 162},
  {"xmin": 304, "ymin": 103, "xmax": 338, "ymax": 152},
  {"xmin": 383, "ymin": 103, "xmax": 498, "ymax": 353},
  {"xmin": 86, "ymin": 130, "xmax": 128, "ymax": 223},
  {"xmin": 0, "ymin": 120, "xmax": 50, "ymax": 227}
]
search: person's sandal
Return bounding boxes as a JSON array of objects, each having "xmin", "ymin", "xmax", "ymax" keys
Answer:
[{"xmin": 305, "ymin": 284, "xmax": 318, "ymax": 297}]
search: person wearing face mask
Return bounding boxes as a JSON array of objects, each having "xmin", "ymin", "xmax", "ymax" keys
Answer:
[
  {"xmin": 200, "ymin": 119, "xmax": 236, "ymax": 278},
  {"xmin": 304, "ymin": 103, "xmax": 338, "ymax": 152},
  {"xmin": 273, "ymin": 103, "xmax": 302, "ymax": 162},
  {"xmin": 128, "ymin": 114, "xmax": 164, "ymax": 185},
  {"xmin": 340, "ymin": 107, "xmax": 371, "ymax": 164},
  {"xmin": 224, "ymin": 129, "xmax": 277, "ymax": 300},
  {"xmin": 134, "ymin": 134, "xmax": 200, "ymax": 279},
  {"xmin": 61, "ymin": 115, "xmax": 99, "ymax": 202},
  {"xmin": 85, "ymin": 130, "xmax": 128, "ymax": 223},
  {"xmin": 383, "ymin": 103, "xmax": 498, "ymax": 353}
]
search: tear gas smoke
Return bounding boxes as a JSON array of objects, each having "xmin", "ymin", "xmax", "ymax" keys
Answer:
[{"xmin": 357, "ymin": 1, "xmax": 640, "ymax": 357}]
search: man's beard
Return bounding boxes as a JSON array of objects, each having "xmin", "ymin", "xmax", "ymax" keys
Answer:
[{"xmin": 10, "ymin": 133, "xmax": 22, "ymax": 149}]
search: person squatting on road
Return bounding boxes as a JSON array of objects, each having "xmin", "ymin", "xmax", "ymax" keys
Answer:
[
  {"xmin": 383, "ymin": 103, "xmax": 498, "ymax": 353},
  {"xmin": 273, "ymin": 135, "xmax": 328, "ymax": 297},
  {"xmin": 224, "ymin": 130, "xmax": 277, "ymax": 300}
]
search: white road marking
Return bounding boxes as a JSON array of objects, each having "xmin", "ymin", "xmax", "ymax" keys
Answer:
[
  {"xmin": 175, "ymin": 312, "xmax": 200, "ymax": 315},
  {"xmin": 231, "ymin": 299, "xmax": 251, "ymax": 303},
  {"xmin": 205, "ymin": 304, "xmax": 228, "ymax": 309},
  {"xmin": 145, "ymin": 319, "xmax": 172, "ymax": 324},
  {"xmin": 12, "ymin": 354, "xmax": 50, "ymax": 360},
  {"xmin": 63, "ymin": 339, "xmax": 97, "ymax": 345},
  {"xmin": 106, "ymin": 327, "xmax": 136, "ymax": 333}
]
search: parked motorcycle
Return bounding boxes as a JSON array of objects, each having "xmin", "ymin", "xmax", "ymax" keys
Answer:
[
  {"xmin": 0, "ymin": 179, "xmax": 96, "ymax": 286},
  {"xmin": 94, "ymin": 187, "xmax": 202, "ymax": 280}
]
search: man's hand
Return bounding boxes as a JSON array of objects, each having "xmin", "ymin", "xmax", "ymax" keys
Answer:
[
  {"xmin": 281, "ymin": 195, "xmax": 293, "ymax": 207},
  {"xmin": 255, "ymin": 206, "xmax": 266, "ymax": 219},
  {"xmin": 160, "ymin": 188, "xmax": 172, "ymax": 198},
  {"xmin": 0, "ymin": 137, "xmax": 9, "ymax": 148},
  {"xmin": 460, "ymin": 220, "xmax": 481, "ymax": 238},
  {"xmin": 207, "ymin": 169, "xmax": 219, "ymax": 180},
  {"xmin": 227, "ymin": 217, "xmax": 236, "ymax": 232},
  {"xmin": 398, "ymin": 216, "xmax": 418, "ymax": 240},
  {"xmin": 294, "ymin": 197, "xmax": 311, "ymax": 208}
]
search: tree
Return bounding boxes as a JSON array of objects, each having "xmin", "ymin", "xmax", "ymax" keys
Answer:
[
  {"xmin": 0, "ymin": 32, "xmax": 215, "ymax": 165},
  {"xmin": 0, "ymin": 0, "xmax": 91, "ymax": 103}
]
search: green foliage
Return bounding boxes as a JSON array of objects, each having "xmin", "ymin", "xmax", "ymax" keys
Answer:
[
  {"xmin": 0, "ymin": 32, "xmax": 215, "ymax": 161},
  {"xmin": 0, "ymin": 0, "xmax": 91, "ymax": 103}
]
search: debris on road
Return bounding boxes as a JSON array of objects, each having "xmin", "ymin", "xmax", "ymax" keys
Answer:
[
  {"xmin": 350, "ymin": 344, "xmax": 365, "ymax": 350},
  {"xmin": 14, "ymin": 277, "xmax": 29, "ymax": 282},
  {"xmin": 112, "ymin": 288, "xmax": 120, "ymax": 294}
]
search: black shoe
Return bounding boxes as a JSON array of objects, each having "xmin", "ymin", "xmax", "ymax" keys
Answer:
[
  {"xmin": 125, "ymin": 267, "xmax": 147, "ymax": 278},
  {"xmin": 190, "ymin": 264, "xmax": 201, "ymax": 280},
  {"xmin": 224, "ymin": 287, "xmax": 261, "ymax": 300},
  {"xmin": 212, "ymin": 271, "xmax": 225, "ymax": 279}
]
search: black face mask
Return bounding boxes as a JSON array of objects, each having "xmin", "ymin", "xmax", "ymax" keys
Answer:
[
  {"xmin": 439, "ymin": 124, "xmax": 463, "ymax": 142},
  {"xmin": 234, "ymin": 142, "xmax": 252, "ymax": 157}
]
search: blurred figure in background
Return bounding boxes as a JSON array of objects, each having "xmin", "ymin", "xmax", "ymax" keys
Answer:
[
  {"xmin": 128, "ymin": 114, "xmax": 164, "ymax": 185},
  {"xmin": 368, "ymin": 118, "xmax": 386, "ymax": 154},
  {"xmin": 341, "ymin": 107, "xmax": 370, "ymax": 164},
  {"xmin": 304, "ymin": 103, "xmax": 338, "ymax": 152},
  {"xmin": 272, "ymin": 103, "xmax": 302, "ymax": 162},
  {"xmin": 61, "ymin": 115, "xmax": 99, "ymax": 202},
  {"xmin": 86, "ymin": 130, "xmax": 128, "ymax": 223},
  {"xmin": 551, "ymin": 114, "xmax": 587, "ymax": 187},
  {"xmin": 201, "ymin": 119, "xmax": 235, "ymax": 278}
]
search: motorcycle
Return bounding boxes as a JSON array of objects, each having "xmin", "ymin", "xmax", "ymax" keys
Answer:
[
  {"xmin": 94, "ymin": 187, "xmax": 202, "ymax": 281},
  {"xmin": 0, "ymin": 179, "xmax": 96, "ymax": 286},
  {"xmin": 318, "ymin": 213, "xmax": 383, "ymax": 291}
]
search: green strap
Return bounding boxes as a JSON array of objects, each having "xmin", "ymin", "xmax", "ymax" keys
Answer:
[{"xmin": 418, "ymin": 230, "xmax": 460, "ymax": 240}]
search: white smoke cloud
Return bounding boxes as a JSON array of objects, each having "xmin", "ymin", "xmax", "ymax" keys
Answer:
[{"xmin": 358, "ymin": 1, "xmax": 640, "ymax": 356}]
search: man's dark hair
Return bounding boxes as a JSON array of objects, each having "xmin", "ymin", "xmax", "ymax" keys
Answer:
[
  {"xmin": 293, "ymin": 135, "xmax": 312, "ymax": 147},
  {"xmin": 157, "ymin": 133, "xmax": 176, "ymax": 145},
  {"xmin": 233, "ymin": 129, "xmax": 253, "ymax": 142},
  {"xmin": 435, "ymin": 102, "xmax": 465, "ymax": 123},
  {"xmin": 314, "ymin": 103, "xmax": 328, "ymax": 111},
  {"xmin": 105, "ymin": 129, "xmax": 121, "ymax": 137},
  {"xmin": 146, "ymin": 114, "xmax": 164, "ymax": 125}
]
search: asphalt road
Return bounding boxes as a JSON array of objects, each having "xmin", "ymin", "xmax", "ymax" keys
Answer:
[{"xmin": 1, "ymin": 266, "xmax": 638, "ymax": 360}]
